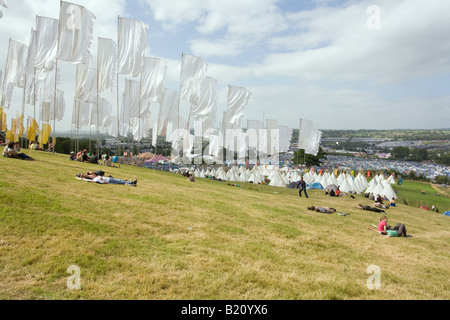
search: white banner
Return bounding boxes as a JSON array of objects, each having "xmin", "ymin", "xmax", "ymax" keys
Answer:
[
  {"xmin": 35, "ymin": 16, "xmax": 58, "ymax": 80},
  {"xmin": 4, "ymin": 39, "xmax": 28, "ymax": 88},
  {"xmin": 140, "ymin": 56, "xmax": 166, "ymax": 103},
  {"xmin": 118, "ymin": 17, "xmax": 148, "ymax": 77},
  {"xmin": 97, "ymin": 37, "xmax": 116, "ymax": 93},
  {"xmin": 58, "ymin": 1, "xmax": 95, "ymax": 63},
  {"xmin": 298, "ymin": 118, "xmax": 322, "ymax": 156},
  {"xmin": 223, "ymin": 85, "xmax": 252, "ymax": 128},
  {"xmin": 180, "ymin": 54, "xmax": 207, "ymax": 106}
]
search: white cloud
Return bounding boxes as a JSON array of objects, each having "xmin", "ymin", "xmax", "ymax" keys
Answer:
[{"xmin": 1, "ymin": 0, "xmax": 449, "ymax": 134}]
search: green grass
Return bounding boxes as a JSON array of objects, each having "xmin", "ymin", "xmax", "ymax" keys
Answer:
[
  {"xmin": 390, "ymin": 181, "xmax": 449, "ymax": 213},
  {"xmin": 0, "ymin": 150, "xmax": 449, "ymax": 300}
]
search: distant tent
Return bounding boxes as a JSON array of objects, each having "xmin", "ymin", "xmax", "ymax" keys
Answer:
[
  {"xmin": 381, "ymin": 183, "xmax": 398, "ymax": 200},
  {"xmin": 288, "ymin": 181, "xmax": 298, "ymax": 189},
  {"xmin": 420, "ymin": 206, "xmax": 430, "ymax": 211},
  {"xmin": 312, "ymin": 182, "xmax": 324, "ymax": 190},
  {"xmin": 339, "ymin": 179, "xmax": 353, "ymax": 193},
  {"xmin": 145, "ymin": 155, "xmax": 169, "ymax": 164},
  {"xmin": 325, "ymin": 184, "xmax": 339, "ymax": 192},
  {"xmin": 269, "ymin": 172, "xmax": 287, "ymax": 188},
  {"xmin": 443, "ymin": 211, "xmax": 450, "ymax": 217}
]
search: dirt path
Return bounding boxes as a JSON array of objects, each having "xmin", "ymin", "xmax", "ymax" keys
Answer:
[{"xmin": 430, "ymin": 184, "xmax": 449, "ymax": 197}]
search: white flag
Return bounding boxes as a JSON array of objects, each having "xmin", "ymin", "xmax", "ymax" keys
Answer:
[
  {"xmin": 191, "ymin": 76, "xmax": 218, "ymax": 135},
  {"xmin": 157, "ymin": 88, "xmax": 179, "ymax": 137},
  {"xmin": 25, "ymin": 75, "xmax": 35, "ymax": 105},
  {"xmin": 58, "ymin": 1, "xmax": 95, "ymax": 63},
  {"xmin": 97, "ymin": 37, "xmax": 116, "ymax": 93},
  {"xmin": 224, "ymin": 85, "xmax": 252, "ymax": 128},
  {"xmin": 152, "ymin": 121, "xmax": 158, "ymax": 147},
  {"xmin": 123, "ymin": 79, "xmax": 140, "ymax": 118},
  {"xmin": 25, "ymin": 29, "xmax": 37, "ymax": 76},
  {"xmin": 4, "ymin": 39, "xmax": 28, "ymax": 88},
  {"xmin": 267, "ymin": 119, "xmax": 277, "ymax": 155},
  {"xmin": 191, "ymin": 76, "xmax": 217, "ymax": 119},
  {"xmin": 140, "ymin": 57, "xmax": 166, "ymax": 103},
  {"xmin": 278, "ymin": 125, "xmax": 293, "ymax": 153},
  {"xmin": 1, "ymin": 83, "xmax": 14, "ymax": 109},
  {"xmin": 180, "ymin": 54, "xmax": 207, "ymax": 106},
  {"xmin": 75, "ymin": 64, "xmax": 97, "ymax": 103},
  {"xmin": 118, "ymin": 17, "xmax": 148, "ymax": 77},
  {"xmin": 298, "ymin": 118, "xmax": 322, "ymax": 156},
  {"xmin": 48, "ymin": 89, "xmax": 65, "ymax": 122},
  {"xmin": 35, "ymin": 16, "xmax": 58, "ymax": 80}
]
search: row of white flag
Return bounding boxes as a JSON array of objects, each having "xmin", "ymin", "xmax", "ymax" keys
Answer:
[{"xmin": 0, "ymin": 0, "xmax": 322, "ymax": 156}]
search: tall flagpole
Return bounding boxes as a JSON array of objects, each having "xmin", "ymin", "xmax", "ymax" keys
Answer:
[
  {"xmin": 21, "ymin": 74, "xmax": 27, "ymax": 149},
  {"xmin": 116, "ymin": 15, "xmax": 121, "ymax": 157},
  {"xmin": 96, "ymin": 37, "xmax": 100, "ymax": 156},
  {"xmin": 52, "ymin": 2, "xmax": 62, "ymax": 155},
  {"xmin": 0, "ymin": 38, "xmax": 12, "ymax": 135},
  {"xmin": 176, "ymin": 52, "xmax": 184, "ymax": 162}
]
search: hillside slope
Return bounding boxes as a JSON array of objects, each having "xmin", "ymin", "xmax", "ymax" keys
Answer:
[{"xmin": 0, "ymin": 150, "xmax": 449, "ymax": 300}]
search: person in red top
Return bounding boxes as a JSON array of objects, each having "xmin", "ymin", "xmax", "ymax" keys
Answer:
[
  {"xmin": 336, "ymin": 188, "xmax": 341, "ymax": 197},
  {"xmin": 378, "ymin": 216, "xmax": 388, "ymax": 232}
]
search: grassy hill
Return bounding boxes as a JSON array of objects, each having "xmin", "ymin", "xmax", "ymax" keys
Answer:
[{"xmin": 1, "ymin": 150, "xmax": 449, "ymax": 300}]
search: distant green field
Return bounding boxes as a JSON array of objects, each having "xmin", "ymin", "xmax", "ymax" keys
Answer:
[
  {"xmin": 392, "ymin": 180, "xmax": 449, "ymax": 213},
  {"xmin": 1, "ymin": 150, "xmax": 449, "ymax": 300}
]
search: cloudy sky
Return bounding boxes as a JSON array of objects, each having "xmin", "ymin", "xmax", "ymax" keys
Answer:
[{"xmin": 1, "ymin": 0, "xmax": 449, "ymax": 131}]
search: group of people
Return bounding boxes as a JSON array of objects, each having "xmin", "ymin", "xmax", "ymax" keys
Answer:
[
  {"xmin": 27, "ymin": 141, "xmax": 54, "ymax": 152},
  {"xmin": 69, "ymin": 149, "xmax": 119, "ymax": 167},
  {"xmin": 76, "ymin": 170, "xmax": 137, "ymax": 186},
  {"xmin": 367, "ymin": 216, "xmax": 409, "ymax": 237},
  {"xmin": 2, "ymin": 141, "xmax": 34, "ymax": 160},
  {"xmin": 325, "ymin": 188, "xmax": 341, "ymax": 197}
]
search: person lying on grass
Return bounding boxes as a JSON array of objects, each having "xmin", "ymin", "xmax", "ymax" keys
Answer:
[
  {"xmin": 307, "ymin": 206, "xmax": 336, "ymax": 213},
  {"xmin": 90, "ymin": 175, "xmax": 137, "ymax": 186},
  {"xmin": 357, "ymin": 204, "xmax": 385, "ymax": 213},
  {"xmin": 366, "ymin": 216, "xmax": 409, "ymax": 237},
  {"xmin": 76, "ymin": 170, "xmax": 136, "ymax": 186}
]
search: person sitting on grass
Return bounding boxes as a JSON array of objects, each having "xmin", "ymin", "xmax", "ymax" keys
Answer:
[
  {"xmin": 102, "ymin": 155, "xmax": 117, "ymax": 167},
  {"xmin": 390, "ymin": 198, "xmax": 396, "ymax": 207},
  {"xmin": 357, "ymin": 204, "xmax": 386, "ymax": 213},
  {"xmin": 367, "ymin": 216, "xmax": 409, "ymax": 237},
  {"xmin": 81, "ymin": 149, "xmax": 90, "ymax": 162},
  {"xmin": 374, "ymin": 200, "xmax": 390, "ymax": 209},
  {"xmin": 89, "ymin": 152, "xmax": 99, "ymax": 164},
  {"xmin": 69, "ymin": 151, "xmax": 76, "ymax": 160},
  {"xmin": 2, "ymin": 141, "xmax": 34, "ymax": 160}
]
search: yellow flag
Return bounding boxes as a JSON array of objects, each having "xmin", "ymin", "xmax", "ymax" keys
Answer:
[
  {"xmin": 42, "ymin": 123, "xmax": 52, "ymax": 145},
  {"xmin": 0, "ymin": 107, "xmax": 6, "ymax": 131},
  {"xmin": 5, "ymin": 130, "xmax": 12, "ymax": 142},
  {"xmin": 11, "ymin": 119, "xmax": 17, "ymax": 142}
]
